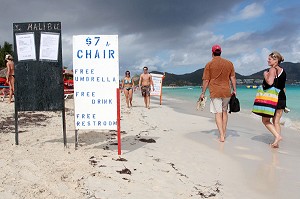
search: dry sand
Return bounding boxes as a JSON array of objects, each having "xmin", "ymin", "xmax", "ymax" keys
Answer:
[{"xmin": 0, "ymin": 92, "xmax": 300, "ymax": 199}]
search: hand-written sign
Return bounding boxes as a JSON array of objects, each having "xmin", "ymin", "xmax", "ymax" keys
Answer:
[
  {"xmin": 150, "ymin": 73, "xmax": 164, "ymax": 96},
  {"xmin": 73, "ymin": 35, "xmax": 119, "ymax": 130},
  {"xmin": 14, "ymin": 22, "xmax": 61, "ymax": 32}
]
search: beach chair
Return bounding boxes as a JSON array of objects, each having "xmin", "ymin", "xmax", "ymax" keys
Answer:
[
  {"xmin": 64, "ymin": 89, "xmax": 74, "ymax": 99},
  {"xmin": 0, "ymin": 85, "xmax": 9, "ymax": 102},
  {"xmin": 64, "ymin": 79, "xmax": 74, "ymax": 99},
  {"xmin": 0, "ymin": 77, "xmax": 9, "ymax": 101}
]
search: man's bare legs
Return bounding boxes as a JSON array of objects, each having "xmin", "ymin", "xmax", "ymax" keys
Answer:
[
  {"xmin": 147, "ymin": 96, "xmax": 150, "ymax": 109},
  {"xmin": 222, "ymin": 111, "xmax": 228, "ymax": 138},
  {"xmin": 215, "ymin": 112, "xmax": 226, "ymax": 142},
  {"xmin": 143, "ymin": 96, "xmax": 147, "ymax": 108},
  {"xmin": 262, "ymin": 116, "xmax": 282, "ymax": 147},
  {"xmin": 144, "ymin": 95, "xmax": 150, "ymax": 109}
]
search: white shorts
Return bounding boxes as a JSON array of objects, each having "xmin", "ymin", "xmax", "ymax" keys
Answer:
[{"xmin": 210, "ymin": 98, "xmax": 230, "ymax": 113}]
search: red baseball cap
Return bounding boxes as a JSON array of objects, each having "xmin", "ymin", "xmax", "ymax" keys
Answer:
[{"xmin": 212, "ymin": 44, "xmax": 222, "ymax": 53}]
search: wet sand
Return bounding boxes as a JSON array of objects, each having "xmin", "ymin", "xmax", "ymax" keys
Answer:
[{"xmin": 158, "ymin": 95, "xmax": 300, "ymax": 199}]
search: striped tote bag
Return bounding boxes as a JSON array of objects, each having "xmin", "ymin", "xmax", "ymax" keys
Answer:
[{"xmin": 252, "ymin": 85, "xmax": 280, "ymax": 117}]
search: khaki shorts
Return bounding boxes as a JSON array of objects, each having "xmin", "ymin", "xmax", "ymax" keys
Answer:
[{"xmin": 210, "ymin": 98, "xmax": 230, "ymax": 113}]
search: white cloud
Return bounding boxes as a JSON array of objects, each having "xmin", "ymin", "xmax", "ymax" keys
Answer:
[
  {"xmin": 261, "ymin": 48, "xmax": 271, "ymax": 60},
  {"xmin": 230, "ymin": 3, "xmax": 265, "ymax": 22},
  {"xmin": 138, "ymin": 57, "xmax": 161, "ymax": 70},
  {"xmin": 232, "ymin": 48, "xmax": 272, "ymax": 76},
  {"xmin": 227, "ymin": 32, "xmax": 251, "ymax": 41},
  {"xmin": 234, "ymin": 52, "xmax": 259, "ymax": 74},
  {"xmin": 283, "ymin": 37, "xmax": 300, "ymax": 63},
  {"xmin": 240, "ymin": 3, "xmax": 265, "ymax": 19}
]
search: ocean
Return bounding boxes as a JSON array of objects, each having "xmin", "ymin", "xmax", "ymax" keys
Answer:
[{"xmin": 162, "ymin": 85, "xmax": 300, "ymax": 130}]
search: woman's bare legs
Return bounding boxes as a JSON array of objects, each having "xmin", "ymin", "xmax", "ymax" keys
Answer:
[
  {"xmin": 123, "ymin": 88, "xmax": 130, "ymax": 108},
  {"xmin": 8, "ymin": 77, "xmax": 15, "ymax": 103},
  {"xmin": 272, "ymin": 109, "xmax": 283, "ymax": 135},
  {"xmin": 271, "ymin": 109, "xmax": 283, "ymax": 147},
  {"xmin": 128, "ymin": 89, "xmax": 133, "ymax": 107},
  {"xmin": 262, "ymin": 116, "xmax": 282, "ymax": 148}
]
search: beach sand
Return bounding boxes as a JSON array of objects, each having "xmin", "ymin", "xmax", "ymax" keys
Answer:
[{"xmin": 0, "ymin": 93, "xmax": 300, "ymax": 199}]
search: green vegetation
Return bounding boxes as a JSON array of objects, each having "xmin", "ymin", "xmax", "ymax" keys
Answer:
[{"xmin": 0, "ymin": 41, "xmax": 14, "ymax": 69}]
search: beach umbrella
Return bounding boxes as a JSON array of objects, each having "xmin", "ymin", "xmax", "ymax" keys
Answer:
[
  {"xmin": 64, "ymin": 79, "xmax": 74, "ymax": 88},
  {"xmin": 0, "ymin": 77, "xmax": 6, "ymax": 84},
  {"xmin": 0, "ymin": 67, "xmax": 7, "ymax": 78}
]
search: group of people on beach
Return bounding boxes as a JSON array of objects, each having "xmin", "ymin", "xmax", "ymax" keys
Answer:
[
  {"xmin": 121, "ymin": 44, "xmax": 287, "ymax": 149},
  {"xmin": 1, "ymin": 54, "xmax": 15, "ymax": 103},
  {"xmin": 199, "ymin": 44, "xmax": 286, "ymax": 148},
  {"xmin": 5, "ymin": 44, "xmax": 286, "ymax": 149},
  {"xmin": 121, "ymin": 66, "xmax": 154, "ymax": 109}
]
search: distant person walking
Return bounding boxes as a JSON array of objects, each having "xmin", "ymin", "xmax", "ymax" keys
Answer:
[
  {"xmin": 5, "ymin": 54, "xmax": 15, "ymax": 103},
  {"xmin": 261, "ymin": 51, "xmax": 286, "ymax": 148},
  {"xmin": 199, "ymin": 45, "xmax": 236, "ymax": 142},
  {"xmin": 121, "ymin": 70, "xmax": 134, "ymax": 108},
  {"xmin": 139, "ymin": 66, "xmax": 154, "ymax": 109}
]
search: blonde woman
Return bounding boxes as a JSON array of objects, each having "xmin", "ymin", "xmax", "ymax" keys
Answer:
[
  {"xmin": 121, "ymin": 71, "xmax": 134, "ymax": 108},
  {"xmin": 262, "ymin": 51, "xmax": 286, "ymax": 148}
]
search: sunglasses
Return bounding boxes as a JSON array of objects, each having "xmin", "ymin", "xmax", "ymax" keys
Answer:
[
  {"xmin": 126, "ymin": 72, "xmax": 130, "ymax": 75},
  {"xmin": 270, "ymin": 53, "xmax": 277, "ymax": 59}
]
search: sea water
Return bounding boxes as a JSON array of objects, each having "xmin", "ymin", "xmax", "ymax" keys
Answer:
[{"xmin": 162, "ymin": 85, "xmax": 300, "ymax": 130}]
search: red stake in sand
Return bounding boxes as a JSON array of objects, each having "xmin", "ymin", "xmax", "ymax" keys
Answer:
[{"xmin": 117, "ymin": 88, "xmax": 121, "ymax": 155}]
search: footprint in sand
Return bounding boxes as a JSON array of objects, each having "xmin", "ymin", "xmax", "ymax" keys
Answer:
[
  {"xmin": 234, "ymin": 146, "xmax": 250, "ymax": 151},
  {"xmin": 236, "ymin": 154, "xmax": 263, "ymax": 161}
]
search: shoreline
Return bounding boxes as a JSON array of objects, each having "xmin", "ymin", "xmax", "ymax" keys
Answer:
[{"xmin": 161, "ymin": 86, "xmax": 300, "ymax": 132}]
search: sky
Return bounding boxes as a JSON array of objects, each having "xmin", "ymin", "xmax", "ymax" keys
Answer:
[{"xmin": 1, "ymin": 0, "xmax": 300, "ymax": 76}]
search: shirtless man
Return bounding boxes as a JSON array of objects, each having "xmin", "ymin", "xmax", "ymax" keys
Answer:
[
  {"xmin": 139, "ymin": 66, "xmax": 154, "ymax": 109},
  {"xmin": 5, "ymin": 54, "xmax": 15, "ymax": 103}
]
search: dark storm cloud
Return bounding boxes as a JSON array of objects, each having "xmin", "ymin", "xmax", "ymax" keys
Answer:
[
  {"xmin": 0, "ymin": 0, "xmax": 241, "ymax": 73},
  {"xmin": 1, "ymin": 0, "xmax": 242, "ymax": 40},
  {"xmin": 2, "ymin": 0, "xmax": 299, "ymax": 75},
  {"xmin": 62, "ymin": 0, "xmax": 242, "ymax": 35}
]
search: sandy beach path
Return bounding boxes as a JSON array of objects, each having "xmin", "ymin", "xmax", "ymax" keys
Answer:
[{"xmin": 0, "ymin": 92, "xmax": 300, "ymax": 199}]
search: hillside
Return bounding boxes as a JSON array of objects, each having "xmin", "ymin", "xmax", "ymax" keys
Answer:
[
  {"xmin": 154, "ymin": 62, "xmax": 300, "ymax": 86},
  {"xmin": 247, "ymin": 62, "xmax": 300, "ymax": 84}
]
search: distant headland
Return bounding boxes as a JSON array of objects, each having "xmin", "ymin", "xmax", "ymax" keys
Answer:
[{"xmin": 152, "ymin": 62, "xmax": 300, "ymax": 86}]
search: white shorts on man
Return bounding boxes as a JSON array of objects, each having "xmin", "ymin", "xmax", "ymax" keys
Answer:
[{"xmin": 210, "ymin": 98, "xmax": 230, "ymax": 113}]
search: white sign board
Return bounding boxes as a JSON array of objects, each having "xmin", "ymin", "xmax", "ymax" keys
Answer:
[
  {"xmin": 73, "ymin": 35, "xmax": 119, "ymax": 130},
  {"xmin": 39, "ymin": 32, "xmax": 60, "ymax": 61},
  {"xmin": 150, "ymin": 73, "xmax": 164, "ymax": 96},
  {"xmin": 15, "ymin": 32, "xmax": 36, "ymax": 61}
]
